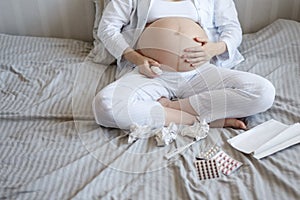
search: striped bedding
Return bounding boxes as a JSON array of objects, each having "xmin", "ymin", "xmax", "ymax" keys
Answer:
[
  {"xmin": 0, "ymin": 34, "xmax": 93, "ymax": 119},
  {"xmin": 1, "ymin": 19, "xmax": 299, "ymax": 199}
]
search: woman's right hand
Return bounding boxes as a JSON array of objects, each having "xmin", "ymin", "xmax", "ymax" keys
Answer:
[
  {"xmin": 137, "ymin": 57, "xmax": 161, "ymax": 78},
  {"xmin": 123, "ymin": 48, "xmax": 161, "ymax": 78}
]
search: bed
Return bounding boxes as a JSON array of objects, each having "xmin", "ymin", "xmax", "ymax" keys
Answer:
[{"xmin": 1, "ymin": 0, "xmax": 300, "ymax": 199}]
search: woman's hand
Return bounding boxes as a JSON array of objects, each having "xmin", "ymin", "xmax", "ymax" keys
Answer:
[
  {"xmin": 123, "ymin": 48, "xmax": 161, "ymax": 78},
  {"xmin": 137, "ymin": 57, "xmax": 161, "ymax": 78},
  {"xmin": 182, "ymin": 37, "xmax": 227, "ymax": 67}
]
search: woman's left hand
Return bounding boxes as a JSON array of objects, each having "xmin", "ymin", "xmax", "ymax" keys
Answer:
[{"xmin": 182, "ymin": 37, "xmax": 218, "ymax": 67}]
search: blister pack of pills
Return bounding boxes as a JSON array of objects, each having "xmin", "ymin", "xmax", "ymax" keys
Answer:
[
  {"xmin": 197, "ymin": 145, "xmax": 220, "ymax": 160},
  {"xmin": 195, "ymin": 145, "xmax": 243, "ymax": 177},
  {"xmin": 212, "ymin": 151, "xmax": 243, "ymax": 176},
  {"xmin": 194, "ymin": 159, "xmax": 220, "ymax": 180}
]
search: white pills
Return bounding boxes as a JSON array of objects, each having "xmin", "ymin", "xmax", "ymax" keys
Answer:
[{"xmin": 150, "ymin": 66, "xmax": 163, "ymax": 75}]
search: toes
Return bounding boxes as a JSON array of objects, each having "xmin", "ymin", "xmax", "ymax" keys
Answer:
[
  {"xmin": 235, "ymin": 120, "xmax": 247, "ymax": 130},
  {"xmin": 225, "ymin": 118, "xmax": 247, "ymax": 130},
  {"xmin": 157, "ymin": 97, "xmax": 170, "ymax": 107}
]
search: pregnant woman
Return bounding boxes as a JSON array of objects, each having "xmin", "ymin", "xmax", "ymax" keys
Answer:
[{"xmin": 93, "ymin": 0, "xmax": 275, "ymax": 133}]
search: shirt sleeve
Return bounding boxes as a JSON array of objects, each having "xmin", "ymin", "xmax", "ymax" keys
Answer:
[
  {"xmin": 97, "ymin": 0, "xmax": 133, "ymax": 59},
  {"xmin": 213, "ymin": 0, "xmax": 242, "ymax": 64}
]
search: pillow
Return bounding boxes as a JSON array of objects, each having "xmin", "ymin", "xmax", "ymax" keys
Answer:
[
  {"xmin": 93, "ymin": 0, "xmax": 105, "ymax": 46},
  {"xmin": 92, "ymin": 0, "xmax": 115, "ymax": 65}
]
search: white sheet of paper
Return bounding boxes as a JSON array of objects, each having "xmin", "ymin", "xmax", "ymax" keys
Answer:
[
  {"xmin": 253, "ymin": 123, "xmax": 300, "ymax": 159},
  {"xmin": 227, "ymin": 119, "xmax": 288, "ymax": 154}
]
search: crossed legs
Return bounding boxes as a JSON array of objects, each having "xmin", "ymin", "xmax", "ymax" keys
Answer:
[{"xmin": 93, "ymin": 64, "xmax": 275, "ymax": 130}]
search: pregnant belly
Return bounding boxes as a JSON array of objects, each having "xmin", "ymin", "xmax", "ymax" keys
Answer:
[{"xmin": 136, "ymin": 17, "xmax": 208, "ymax": 72}]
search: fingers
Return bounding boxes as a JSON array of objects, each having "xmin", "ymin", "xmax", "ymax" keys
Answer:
[
  {"xmin": 182, "ymin": 51, "xmax": 209, "ymax": 66},
  {"xmin": 184, "ymin": 54, "xmax": 208, "ymax": 63},
  {"xmin": 148, "ymin": 59, "xmax": 161, "ymax": 67},
  {"xmin": 184, "ymin": 38, "xmax": 209, "ymax": 52},
  {"xmin": 184, "ymin": 45, "xmax": 203, "ymax": 53},
  {"xmin": 144, "ymin": 60, "xmax": 158, "ymax": 77},
  {"xmin": 182, "ymin": 52, "xmax": 206, "ymax": 59},
  {"xmin": 138, "ymin": 60, "xmax": 158, "ymax": 78},
  {"xmin": 194, "ymin": 37, "xmax": 208, "ymax": 45},
  {"xmin": 182, "ymin": 43, "xmax": 211, "ymax": 66},
  {"xmin": 187, "ymin": 60, "xmax": 208, "ymax": 67}
]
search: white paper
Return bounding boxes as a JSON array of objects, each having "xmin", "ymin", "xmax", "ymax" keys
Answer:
[
  {"xmin": 253, "ymin": 123, "xmax": 300, "ymax": 159},
  {"xmin": 227, "ymin": 119, "xmax": 288, "ymax": 154},
  {"xmin": 227, "ymin": 119, "xmax": 300, "ymax": 159}
]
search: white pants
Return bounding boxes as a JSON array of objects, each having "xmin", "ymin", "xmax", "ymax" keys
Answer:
[{"xmin": 93, "ymin": 63, "xmax": 275, "ymax": 130}]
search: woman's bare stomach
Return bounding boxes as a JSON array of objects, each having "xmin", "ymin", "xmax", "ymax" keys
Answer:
[{"xmin": 136, "ymin": 17, "xmax": 208, "ymax": 72}]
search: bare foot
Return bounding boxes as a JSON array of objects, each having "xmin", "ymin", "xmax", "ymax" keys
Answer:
[
  {"xmin": 157, "ymin": 97, "xmax": 171, "ymax": 107},
  {"xmin": 158, "ymin": 97, "xmax": 247, "ymax": 130},
  {"xmin": 223, "ymin": 118, "xmax": 247, "ymax": 130}
]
